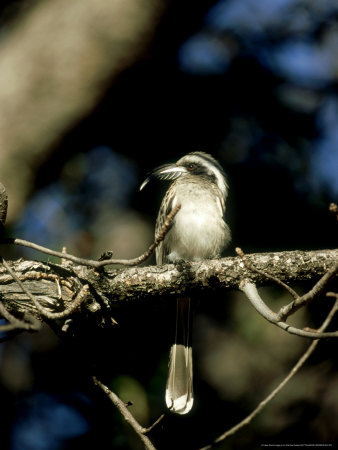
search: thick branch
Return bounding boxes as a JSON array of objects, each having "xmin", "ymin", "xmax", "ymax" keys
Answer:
[
  {"xmin": 0, "ymin": 249, "xmax": 336, "ymax": 321},
  {"xmin": 101, "ymin": 248, "xmax": 338, "ymax": 303}
]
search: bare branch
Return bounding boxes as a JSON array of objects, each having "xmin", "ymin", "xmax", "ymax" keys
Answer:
[
  {"xmin": 236, "ymin": 246, "xmax": 338, "ymax": 323},
  {"xmin": 92, "ymin": 376, "xmax": 157, "ymax": 450},
  {"xmin": 236, "ymin": 247, "xmax": 299, "ymax": 300},
  {"xmin": 0, "ymin": 257, "xmax": 41, "ymax": 331},
  {"xmin": 32, "ymin": 284, "xmax": 90, "ymax": 320},
  {"xmin": 240, "ymin": 281, "xmax": 338, "ymax": 338},
  {"xmin": 0, "ymin": 204, "xmax": 181, "ymax": 269},
  {"xmin": 102, "ymin": 248, "xmax": 338, "ymax": 303},
  {"xmin": 142, "ymin": 414, "xmax": 165, "ymax": 434},
  {"xmin": 1, "ymin": 255, "xmax": 90, "ymax": 320},
  {"xmin": 0, "ymin": 250, "xmax": 337, "ymax": 321},
  {"xmin": 0, "ymin": 299, "xmax": 40, "ymax": 332},
  {"xmin": 278, "ymin": 260, "xmax": 338, "ymax": 320},
  {"xmin": 200, "ymin": 299, "xmax": 338, "ymax": 449}
]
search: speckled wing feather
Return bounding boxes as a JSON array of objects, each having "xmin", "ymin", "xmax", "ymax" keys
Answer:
[{"xmin": 155, "ymin": 183, "xmax": 176, "ymax": 265}]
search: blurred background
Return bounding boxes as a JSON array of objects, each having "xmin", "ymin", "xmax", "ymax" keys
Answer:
[{"xmin": 0, "ymin": 0, "xmax": 337, "ymax": 448}]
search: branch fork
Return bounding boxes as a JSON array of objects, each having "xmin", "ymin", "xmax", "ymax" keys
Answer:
[{"xmin": 236, "ymin": 248, "xmax": 338, "ymax": 339}]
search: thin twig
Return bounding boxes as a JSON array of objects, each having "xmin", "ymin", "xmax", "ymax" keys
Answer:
[
  {"xmin": 0, "ymin": 205, "xmax": 180, "ymax": 269},
  {"xmin": 278, "ymin": 260, "xmax": 338, "ymax": 320},
  {"xmin": 200, "ymin": 299, "xmax": 338, "ymax": 449},
  {"xmin": 0, "ymin": 298, "xmax": 41, "ymax": 332},
  {"xmin": 0, "ymin": 257, "xmax": 42, "ymax": 331},
  {"xmin": 236, "ymin": 246, "xmax": 338, "ymax": 322},
  {"xmin": 1, "ymin": 256, "xmax": 89, "ymax": 320},
  {"xmin": 142, "ymin": 414, "xmax": 165, "ymax": 434},
  {"xmin": 39, "ymin": 284, "xmax": 90, "ymax": 320},
  {"xmin": 92, "ymin": 376, "xmax": 157, "ymax": 450},
  {"xmin": 240, "ymin": 281, "xmax": 338, "ymax": 338},
  {"xmin": 0, "ymin": 322, "xmax": 25, "ymax": 332},
  {"xmin": 236, "ymin": 247, "xmax": 299, "ymax": 300},
  {"xmin": 0, "ymin": 299, "xmax": 39, "ymax": 332}
]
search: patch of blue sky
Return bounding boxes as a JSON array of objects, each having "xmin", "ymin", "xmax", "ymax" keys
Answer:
[
  {"xmin": 15, "ymin": 184, "xmax": 71, "ymax": 245},
  {"xmin": 84, "ymin": 146, "xmax": 137, "ymax": 208},
  {"xmin": 205, "ymin": 0, "xmax": 296, "ymax": 34},
  {"xmin": 310, "ymin": 98, "xmax": 338, "ymax": 197},
  {"xmin": 178, "ymin": 32, "xmax": 231, "ymax": 75},
  {"xmin": 14, "ymin": 147, "xmax": 137, "ymax": 246},
  {"xmin": 263, "ymin": 40, "xmax": 334, "ymax": 88},
  {"xmin": 11, "ymin": 392, "xmax": 90, "ymax": 450},
  {"xmin": 311, "ymin": 135, "xmax": 338, "ymax": 197}
]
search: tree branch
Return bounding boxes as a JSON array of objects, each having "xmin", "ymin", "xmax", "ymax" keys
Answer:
[
  {"xmin": 199, "ymin": 298, "xmax": 338, "ymax": 449},
  {"xmin": 0, "ymin": 249, "xmax": 336, "ymax": 326},
  {"xmin": 277, "ymin": 260, "xmax": 338, "ymax": 320},
  {"xmin": 240, "ymin": 280, "xmax": 338, "ymax": 338},
  {"xmin": 236, "ymin": 247, "xmax": 300, "ymax": 300},
  {"xmin": 93, "ymin": 376, "xmax": 157, "ymax": 450},
  {"xmin": 236, "ymin": 246, "xmax": 338, "ymax": 338},
  {"xmin": 1, "ymin": 256, "xmax": 89, "ymax": 320},
  {"xmin": 0, "ymin": 298, "xmax": 40, "ymax": 332},
  {"xmin": 0, "ymin": 204, "xmax": 180, "ymax": 268}
]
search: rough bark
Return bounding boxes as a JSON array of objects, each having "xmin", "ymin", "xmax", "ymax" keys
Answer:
[{"xmin": 0, "ymin": 249, "xmax": 336, "ymax": 322}]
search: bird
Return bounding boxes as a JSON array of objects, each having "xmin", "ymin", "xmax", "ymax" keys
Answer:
[{"xmin": 140, "ymin": 151, "xmax": 231, "ymax": 414}]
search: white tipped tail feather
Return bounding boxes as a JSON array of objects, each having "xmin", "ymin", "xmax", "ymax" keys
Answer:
[
  {"xmin": 165, "ymin": 297, "xmax": 193, "ymax": 415},
  {"xmin": 165, "ymin": 344, "xmax": 193, "ymax": 414}
]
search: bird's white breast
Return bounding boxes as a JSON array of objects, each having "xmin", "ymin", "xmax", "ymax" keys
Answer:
[{"xmin": 166, "ymin": 180, "xmax": 230, "ymax": 262}]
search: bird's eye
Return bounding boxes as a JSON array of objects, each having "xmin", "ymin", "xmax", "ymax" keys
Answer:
[{"xmin": 187, "ymin": 164, "xmax": 195, "ymax": 171}]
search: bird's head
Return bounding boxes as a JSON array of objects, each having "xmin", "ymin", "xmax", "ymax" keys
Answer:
[{"xmin": 140, "ymin": 151, "xmax": 228, "ymax": 197}]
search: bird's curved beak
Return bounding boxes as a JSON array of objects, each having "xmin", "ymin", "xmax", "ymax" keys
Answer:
[{"xmin": 140, "ymin": 163, "xmax": 187, "ymax": 191}]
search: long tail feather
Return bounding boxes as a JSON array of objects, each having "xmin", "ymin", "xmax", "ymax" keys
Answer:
[{"xmin": 165, "ymin": 297, "xmax": 193, "ymax": 414}]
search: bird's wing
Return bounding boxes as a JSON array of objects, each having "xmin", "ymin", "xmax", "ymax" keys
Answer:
[{"xmin": 155, "ymin": 184, "xmax": 177, "ymax": 265}]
